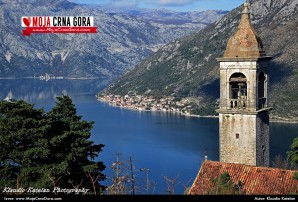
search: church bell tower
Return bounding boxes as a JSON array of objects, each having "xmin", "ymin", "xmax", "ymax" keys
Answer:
[{"xmin": 216, "ymin": 3, "xmax": 272, "ymax": 166}]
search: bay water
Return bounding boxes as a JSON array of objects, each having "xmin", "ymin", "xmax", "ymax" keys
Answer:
[{"xmin": 1, "ymin": 78, "xmax": 297, "ymax": 194}]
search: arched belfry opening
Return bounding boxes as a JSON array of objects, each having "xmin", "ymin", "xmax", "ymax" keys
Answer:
[
  {"xmin": 229, "ymin": 73, "xmax": 247, "ymax": 109},
  {"xmin": 258, "ymin": 72, "xmax": 266, "ymax": 109}
]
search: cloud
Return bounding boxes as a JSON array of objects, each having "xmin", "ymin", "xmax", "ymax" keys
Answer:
[
  {"xmin": 157, "ymin": 0, "xmax": 196, "ymax": 6},
  {"xmin": 68, "ymin": 0, "xmax": 138, "ymax": 7},
  {"xmin": 111, "ymin": 0, "xmax": 139, "ymax": 7}
]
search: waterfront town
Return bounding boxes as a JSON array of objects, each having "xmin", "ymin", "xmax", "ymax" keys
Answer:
[{"xmin": 97, "ymin": 94, "xmax": 196, "ymax": 115}]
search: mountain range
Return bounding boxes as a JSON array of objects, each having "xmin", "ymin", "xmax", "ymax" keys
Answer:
[
  {"xmin": 101, "ymin": 0, "xmax": 298, "ymax": 121},
  {"xmin": 92, "ymin": 5, "xmax": 227, "ymax": 24},
  {"xmin": 0, "ymin": 0, "xmax": 225, "ymax": 79}
]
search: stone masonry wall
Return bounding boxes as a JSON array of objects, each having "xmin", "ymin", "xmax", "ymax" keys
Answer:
[
  {"xmin": 256, "ymin": 111, "xmax": 270, "ymax": 166},
  {"xmin": 219, "ymin": 113, "xmax": 257, "ymax": 165}
]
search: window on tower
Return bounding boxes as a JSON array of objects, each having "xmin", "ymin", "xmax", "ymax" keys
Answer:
[
  {"xmin": 258, "ymin": 72, "xmax": 266, "ymax": 109},
  {"xmin": 229, "ymin": 73, "xmax": 247, "ymax": 110}
]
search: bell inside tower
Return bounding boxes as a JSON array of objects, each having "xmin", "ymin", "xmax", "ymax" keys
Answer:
[{"xmin": 229, "ymin": 73, "xmax": 247, "ymax": 109}]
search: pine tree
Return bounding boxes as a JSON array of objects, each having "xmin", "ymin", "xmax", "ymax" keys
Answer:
[
  {"xmin": 46, "ymin": 95, "xmax": 106, "ymax": 193},
  {"xmin": 0, "ymin": 100, "xmax": 50, "ymax": 188},
  {"xmin": 0, "ymin": 95, "xmax": 106, "ymax": 194}
]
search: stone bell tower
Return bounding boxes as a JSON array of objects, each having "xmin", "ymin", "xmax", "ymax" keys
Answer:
[{"xmin": 216, "ymin": 3, "xmax": 272, "ymax": 166}]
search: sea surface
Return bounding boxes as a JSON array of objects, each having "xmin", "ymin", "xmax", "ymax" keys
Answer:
[{"xmin": 1, "ymin": 78, "xmax": 297, "ymax": 194}]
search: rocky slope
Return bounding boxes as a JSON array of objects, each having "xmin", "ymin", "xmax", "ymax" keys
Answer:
[
  {"xmin": 101, "ymin": 0, "xmax": 298, "ymax": 120},
  {"xmin": 0, "ymin": 0, "xmax": 225, "ymax": 79}
]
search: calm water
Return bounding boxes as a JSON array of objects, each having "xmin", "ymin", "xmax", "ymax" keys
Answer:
[{"xmin": 1, "ymin": 78, "xmax": 297, "ymax": 194}]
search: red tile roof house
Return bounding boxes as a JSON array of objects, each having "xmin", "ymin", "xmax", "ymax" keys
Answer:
[{"xmin": 188, "ymin": 161, "xmax": 298, "ymax": 195}]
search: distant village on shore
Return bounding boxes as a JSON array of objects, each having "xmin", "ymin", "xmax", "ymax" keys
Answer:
[{"xmin": 97, "ymin": 94, "xmax": 197, "ymax": 116}]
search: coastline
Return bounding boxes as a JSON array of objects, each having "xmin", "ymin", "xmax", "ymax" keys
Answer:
[
  {"xmin": 97, "ymin": 97, "xmax": 214, "ymax": 118},
  {"xmin": 270, "ymin": 116, "xmax": 298, "ymax": 124},
  {"xmin": 97, "ymin": 98, "xmax": 298, "ymax": 123}
]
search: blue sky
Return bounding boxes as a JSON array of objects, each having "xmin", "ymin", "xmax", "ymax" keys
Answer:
[{"xmin": 71, "ymin": 0, "xmax": 246, "ymax": 12}]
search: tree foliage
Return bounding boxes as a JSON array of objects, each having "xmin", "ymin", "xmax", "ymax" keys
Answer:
[
  {"xmin": 287, "ymin": 137, "xmax": 298, "ymax": 167},
  {"xmin": 207, "ymin": 172, "xmax": 244, "ymax": 195},
  {"xmin": 0, "ymin": 100, "xmax": 48, "ymax": 189},
  {"xmin": 287, "ymin": 137, "xmax": 298, "ymax": 183},
  {"xmin": 0, "ymin": 95, "xmax": 105, "ymax": 194}
]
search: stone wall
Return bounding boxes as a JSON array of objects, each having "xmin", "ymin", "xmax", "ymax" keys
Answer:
[
  {"xmin": 219, "ymin": 113, "xmax": 257, "ymax": 165},
  {"xmin": 256, "ymin": 111, "xmax": 270, "ymax": 166},
  {"xmin": 219, "ymin": 110, "xmax": 269, "ymax": 166}
]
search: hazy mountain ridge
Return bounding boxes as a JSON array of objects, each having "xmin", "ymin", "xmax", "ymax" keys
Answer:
[
  {"xmin": 92, "ymin": 5, "xmax": 227, "ymax": 24},
  {"xmin": 0, "ymin": 0, "xmax": 225, "ymax": 78},
  {"xmin": 101, "ymin": 0, "xmax": 298, "ymax": 120}
]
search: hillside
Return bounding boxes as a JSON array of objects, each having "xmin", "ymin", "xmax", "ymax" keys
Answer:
[
  {"xmin": 100, "ymin": 0, "xmax": 298, "ymax": 121},
  {"xmin": 0, "ymin": 0, "xmax": 224, "ymax": 78}
]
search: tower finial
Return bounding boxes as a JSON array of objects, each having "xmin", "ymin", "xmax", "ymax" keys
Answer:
[
  {"xmin": 242, "ymin": 2, "xmax": 250, "ymax": 14},
  {"xmin": 222, "ymin": 1, "xmax": 265, "ymax": 58}
]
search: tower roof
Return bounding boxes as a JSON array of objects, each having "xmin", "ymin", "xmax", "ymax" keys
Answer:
[{"xmin": 223, "ymin": 3, "xmax": 266, "ymax": 58}]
